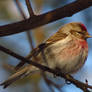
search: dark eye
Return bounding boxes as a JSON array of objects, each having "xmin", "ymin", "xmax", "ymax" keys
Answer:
[
  {"xmin": 77, "ymin": 30, "xmax": 86, "ymax": 34},
  {"xmin": 77, "ymin": 31, "xmax": 83, "ymax": 34},
  {"xmin": 76, "ymin": 31, "xmax": 84, "ymax": 36}
]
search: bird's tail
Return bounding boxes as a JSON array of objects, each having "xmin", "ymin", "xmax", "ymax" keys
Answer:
[{"xmin": 0, "ymin": 65, "xmax": 39, "ymax": 88}]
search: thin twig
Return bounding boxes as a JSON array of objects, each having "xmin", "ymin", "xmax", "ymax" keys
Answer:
[
  {"xmin": 26, "ymin": 32, "xmax": 34, "ymax": 49},
  {"xmin": 42, "ymin": 72, "xmax": 62, "ymax": 92},
  {"xmin": 14, "ymin": 0, "xmax": 34, "ymax": 69},
  {"xmin": 0, "ymin": 45, "xmax": 92, "ymax": 92},
  {"xmin": 15, "ymin": 0, "xmax": 26, "ymax": 19},
  {"xmin": 25, "ymin": 0, "xmax": 35, "ymax": 17},
  {"xmin": 43, "ymin": 75, "xmax": 55, "ymax": 92},
  {"xmin": 15, "ymin": 0, "xmax": 34, "ymax": 49},
  {"xmin": 0, "ymin": 0, "xmax": 92, "ymax": 37},
  {"xmin": 15, "ymin": 43, "xmax": 47, "ymax": 70}
]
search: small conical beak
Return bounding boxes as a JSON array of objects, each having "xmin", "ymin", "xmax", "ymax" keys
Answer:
[
  {"xmin": 85, "ymin": 33, "xmax": 92, "ymax": 38},
  {"xmin": 86, "ymin": 35, "xmax": 92, "ymax": 38}
]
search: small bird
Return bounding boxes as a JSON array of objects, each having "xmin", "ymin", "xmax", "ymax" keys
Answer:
[{"xmin": 0, "ymin": 22, "xmax": 92, "ymax": 88}]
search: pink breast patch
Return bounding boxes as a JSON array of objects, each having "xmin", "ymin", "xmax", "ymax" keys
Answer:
[{"xmin": 79, "ymin": 40, "xmax": 88, "ymax": 49}]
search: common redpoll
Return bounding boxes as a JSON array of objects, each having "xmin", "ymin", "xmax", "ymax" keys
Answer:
[{"xmin": 1, "ymin": 22, "xmax": 92, "ymax": 88}]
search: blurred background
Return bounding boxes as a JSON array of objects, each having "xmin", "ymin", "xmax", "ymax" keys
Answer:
[{"xmin": 0, "ymin": 0, "xmax": 92, "ymax": 92}]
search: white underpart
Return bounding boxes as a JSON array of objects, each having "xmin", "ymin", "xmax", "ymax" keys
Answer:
[{"xmin": 44, "ymin": 35, "xmax": 88, "ymax": 74}]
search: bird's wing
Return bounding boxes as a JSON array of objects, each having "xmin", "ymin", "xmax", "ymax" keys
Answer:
[
  {"xmin": 15, "ymin": 31, "xmax": 67, "ymax": 70},
  {"xmin": 46, "ymin": 31, "xmax": 67, "ymax": 43},
  {"xmin": 15, "ymin": 47, "xmax": 41, "ymax": 70},
  {"xmin": 15, "ymin": 43, "xmax": 48, "ymax": 70}
]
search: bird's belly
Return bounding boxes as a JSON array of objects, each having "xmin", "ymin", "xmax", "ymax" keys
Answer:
[{"xmin": 44, "ymin": 40, "xmax": 88, "ymax": 74}]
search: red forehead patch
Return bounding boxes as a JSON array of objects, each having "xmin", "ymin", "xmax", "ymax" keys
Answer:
[{"xmin": 81, "ymin": 24, "xmax": 87, "ymax": 31}]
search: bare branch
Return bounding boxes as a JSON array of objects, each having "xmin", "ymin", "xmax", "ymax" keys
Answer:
[
  {"xmin": 15, "ymin": 43, "xmax": 47, "ymax": 70},
  {"xmin": 15, "ymin": 0, "xmax": 34, "ymax": 49},
  {"xmin": 42, "ymin": 73, "xmax": 62, "ymax": 92},
  {"xmin": 25, "ymin": 0, "xmax": 35, "ymax": 17},
  {"xmin": 14, "ymin": 0, "xmax": 34, "ymax": 69},
  {"xmin": 0, "ymin": 45, "xmax": 92, "ymax": 92},
  {"xmin": 0, "ymin": 0, "xmax": 92, "ymax": 37},
  {"xmin": 15, "ymin": 0, "xmax": 26, "ymax": 19}
]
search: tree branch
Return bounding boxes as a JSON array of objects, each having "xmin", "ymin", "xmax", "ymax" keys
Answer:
[
  {"xmin": 25, "ymin": 0, "xmax": 35, "ymax": 17},
  {"xmin": 14, "ymin": 0, "xmax": 34, "ymax": 70},
  {"xmin": 15, "ymin": 0, "xmax": 26, "ymax": 19},
  {"xmin": 0, "ymin": 45, "xmax": 92, "ymax": 92},
  {"xmin": 15, "ymin": 0, "xmax": 34, "ymax": 49},
  {"xmin": 0, "ymin": 0, "xmax": 92, "ymax": 37}
]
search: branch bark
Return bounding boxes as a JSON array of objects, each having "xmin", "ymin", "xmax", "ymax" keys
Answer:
[
  {"xmin": 0, "ymin": 0, "xmax": 92, "ymax": 37},
  {"xmin": 15, "ymin": 0, "xmax": 34, "ymax": 49},
  {"xmin": 14, "ymin": 0, "xmax": 34, "ymax": 70},
  {"xmin": 25, "ymin": 0, "xmax": 35, "ymax": 17},
  {"xmin": 0, "ymin": 44, "xmax": 92, "ymax": 92}
]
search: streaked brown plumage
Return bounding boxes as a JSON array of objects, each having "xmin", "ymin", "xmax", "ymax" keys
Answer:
[{"xmin": 0, "ymin": 22, "xmax": 92, "ymax": 88}]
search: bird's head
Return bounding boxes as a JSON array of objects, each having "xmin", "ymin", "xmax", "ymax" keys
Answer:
[{"xmin": 60, "ymin": 22, "xmax": 92, "ymax": 40}]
